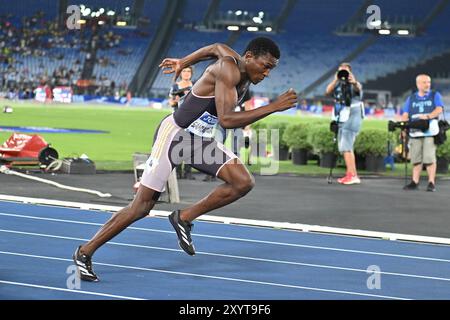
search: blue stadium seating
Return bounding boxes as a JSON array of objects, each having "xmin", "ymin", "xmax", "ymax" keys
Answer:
[
  {"xmin": 151, "ymin": 29, "xmax": 229, "ymax": 95},
  {"xmin": 93, "ymin": 29, "xmax": 150, "ymax": 87},
  {"xmin": 181, "ymin": 0, "xmax": 211, "ymax": 25},
  {"xmin": 367, "ymin": 0, "xmax": 440, "ymax": 21},
  {"xmin": 91, "ymin": 0, "xmax": 166, "ymax": 86},
  {"xmin": 1, "ymin": 0, "xmax": 57, "ymax": 20},
  {"xmin": 424, "ymin": 1, "xmax": 450, "ymax": 36},
  {"xmin": 1, "ymin": 0, "xmax": 449, "ymax": 99}
]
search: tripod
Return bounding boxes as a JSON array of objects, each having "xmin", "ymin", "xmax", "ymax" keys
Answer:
[
  {"xmin": 400, "ymin": 129, "xmax": 409, "ymax": 186},
  {"xmin": 327, "ymin": 122, "xmax": 339, "ymax": 184}
]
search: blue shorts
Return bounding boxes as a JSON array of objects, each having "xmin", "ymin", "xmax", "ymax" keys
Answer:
[
  {"xmin": 338, "ymin": 107, "xmax": 362, "ymax": 152},
  {"xmin": 338, "ymin": 129, "xmax": 358, "ymax": 152}
]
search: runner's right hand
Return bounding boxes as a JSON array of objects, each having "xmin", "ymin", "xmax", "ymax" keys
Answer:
[
  {"xmin": 159, "ymin": 58, "xmax": 183, "ymax": 81},
  {"xmin": 273, "ymin": 88, "xmax": 298, "ymax": 112}
]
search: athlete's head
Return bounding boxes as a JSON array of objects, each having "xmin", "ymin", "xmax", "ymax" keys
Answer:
[{"xmin": 243, "ymin": 37, "xmax": 280, "ymax": 84}]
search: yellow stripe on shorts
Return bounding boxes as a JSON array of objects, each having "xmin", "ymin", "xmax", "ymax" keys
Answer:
[{"xmin": 152, "ymin": 122, "xmax": 176, "ymax": 161}]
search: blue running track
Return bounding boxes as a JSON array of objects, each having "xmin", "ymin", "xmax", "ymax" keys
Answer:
[{"xmin": 0, "ymin": 201, "xmax": 449, "ymax": 300}]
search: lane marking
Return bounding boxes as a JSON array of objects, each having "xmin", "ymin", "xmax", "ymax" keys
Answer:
[
  {"xmin": 1, "ymin": 212, "xmax": 450, "ymax": 263},
  {"xmin": 0, "ymin": 280, "xmax": 144, "ymax": 300},
  {"xmin": 0, "ymin": 250, "xmax": 410, "ymax": 300},
  {"xmin": 1, "ymin": 229, "xmax": 450, "ymax": 283}
]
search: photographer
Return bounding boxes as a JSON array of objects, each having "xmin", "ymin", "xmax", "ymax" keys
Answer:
[
  {"xmin": 168, "ymin": 66, "xmax": 195, "ymax": 179},
  {"xmin": 401, "ymin": 74, "xmax": 444, "ymax": 192},
  {"xmin": 325, "ymin": 62, "xmax": 364, "ymax": 185},
  {"xmin": 169, "ymin": 66, "xmax": 194, "ymax": 111}
]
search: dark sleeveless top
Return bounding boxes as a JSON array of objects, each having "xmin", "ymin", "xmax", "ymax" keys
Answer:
[{"xmin": 173, "ymin": 57, "xmax": 249, "ymax": 131}]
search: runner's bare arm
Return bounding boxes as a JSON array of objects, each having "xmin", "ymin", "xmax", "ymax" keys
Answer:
[
  {"xmin": 159, "ymin": 43, "xmax": 240, "ymax": 79},
  {"xmin": 215, "ymin": 59, "xmax": 298, "ymax": 129}
]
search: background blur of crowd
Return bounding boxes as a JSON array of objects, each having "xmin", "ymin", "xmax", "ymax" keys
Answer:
[
  {"xmin": 0, "ymin": 10, "xmax": 131, "ymax": 101},
  {"xmin": 296, "ymin": 97, "xmax": 404, "ymax": 118},
  {"xmin": 0, "ymin": 0, "xmax": 449, "ymax": 119}
]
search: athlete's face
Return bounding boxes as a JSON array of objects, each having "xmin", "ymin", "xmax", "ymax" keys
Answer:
[{"xmin": 244, "ymin": 52, "xmax": 278, "ymax": 84}]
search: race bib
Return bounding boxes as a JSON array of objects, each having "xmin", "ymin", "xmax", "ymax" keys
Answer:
[{"xmin": 185, "ymin": 111, "xmax": 218, "ymax": 138}]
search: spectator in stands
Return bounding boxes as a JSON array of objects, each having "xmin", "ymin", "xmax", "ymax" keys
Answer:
[
  {"xmin": 0, "ymin": 12, "xmax": 90, "ymax": 95},
  {"xmin": 126, "ymin": 91, "xmax": 132, "ymax": 105},
  {"xmin": 168, "ymin": 66, "xmax": 194, "ymax": 111},
  {"xmin": 325, "ymin": 62, "xmax": 364, "ymax": 185},
  {"xmin": 168, "ymin": 66, "xmax": 195, "ymax": 180},
  {"xmin": 44, "ymin": 82, "xmax": 52, "ymax": 103},
  {"xmin": 299, "ymin": 99, "xmax": 308, "ymax": 111},
  {"xmin": 401, "ymin": 74, "xmax": 444, "ymax": 192}
]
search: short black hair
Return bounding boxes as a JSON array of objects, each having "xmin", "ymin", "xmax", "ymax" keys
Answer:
[{"xmin": 244, "ymin": 37, "xmax": 280, "ymax": 59}]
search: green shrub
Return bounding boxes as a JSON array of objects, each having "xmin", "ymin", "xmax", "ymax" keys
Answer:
[
  {"xmin": 283, "ymin": 122, "xmax": 312, "ymax": 150},
  {"xmin": 437, "ymin": 139, "xmax": 450, "ymax": 159},
  {"xmin": 268, "ymin": 121, "xmax": 290, "ymax": 149},
  {"xmin": 250, "ymin": 120, "xmax": 268, "ymax": 143},
  {"xmin": 354, "ymin": 129, "xmax": 389, "ymax": 157},
  {"xmin": 251, "ymin": 120, "xmax": 267, "ymax": 131},
  {"xmin": 308, "ymin": 124, "xmax": 338, "ymax": 154}
]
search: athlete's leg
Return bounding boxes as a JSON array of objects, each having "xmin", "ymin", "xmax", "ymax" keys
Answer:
[
  {"xmin": 80, "ymin": 185, "xmax": 160, "ymax": 257},
  {"xmin": 180, "ymin": 158, "xmax": 254, "ymax": 222},
  {"xmin": 75, "ymin": 114, "xmax": 179, "ymax": 279}
]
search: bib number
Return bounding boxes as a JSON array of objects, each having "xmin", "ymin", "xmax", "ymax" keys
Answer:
[{"xmin": 186, "ymin": 111, "xmax": 218, "ymax": 138}]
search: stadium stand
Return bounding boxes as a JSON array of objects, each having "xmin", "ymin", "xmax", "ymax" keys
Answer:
[{"xmin": 0, "ymin": 0, "xmax": 449, "ymax": 106}]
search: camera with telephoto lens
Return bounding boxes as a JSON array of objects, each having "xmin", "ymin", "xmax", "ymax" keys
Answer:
[
  {"xmin": 335, "ymin": 70, "xmax": 352, "ymax": 107},
  {"xmin": 337, "ymin": 69, "xmax": 350, "ymax": 82},
  {"xmin": 171, "ymin": 88, "xmax": 188, "ymax": 97},
  {"xmin": 387, "ymin": 119, "xmax": 430, "ymax": 132}
]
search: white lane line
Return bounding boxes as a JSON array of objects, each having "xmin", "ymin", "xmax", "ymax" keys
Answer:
[
  {"xmin": 1, "ymin": 228, "xmax": 449, "ymax": 283},
  {"xmin": 1, "ymin": 212, "xmax": 450, "ymax": 263},
  {"xmin": 1, "ymin": 195, "xmax": 450, "ymax": 246},
  {"xmin": 0, "ymin": 280, "xmax": 144, "ymax": 300},
  {"xmin": 0, "ymin": 250, "xmax": 409, "ymax": 300}
]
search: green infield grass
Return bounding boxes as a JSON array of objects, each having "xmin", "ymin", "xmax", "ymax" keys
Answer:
[{"xmin": 0, "ymin": 101, "xmax": 444, "ymax": 177}]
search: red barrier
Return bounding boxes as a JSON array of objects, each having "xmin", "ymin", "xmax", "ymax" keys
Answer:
[{"xmin": 0, "ymin": 133, "xmax": 49, "ymax": 159}]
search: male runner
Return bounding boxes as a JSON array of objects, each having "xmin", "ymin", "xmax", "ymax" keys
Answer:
[{"xmin": 73, "ymin": 37, "xmax": 298, "ymax": 281}]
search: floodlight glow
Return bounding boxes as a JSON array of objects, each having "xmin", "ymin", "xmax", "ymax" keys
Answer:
[{"xmin": 253, "ymin": 17, "xmax": 263, "ymax": 24}]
